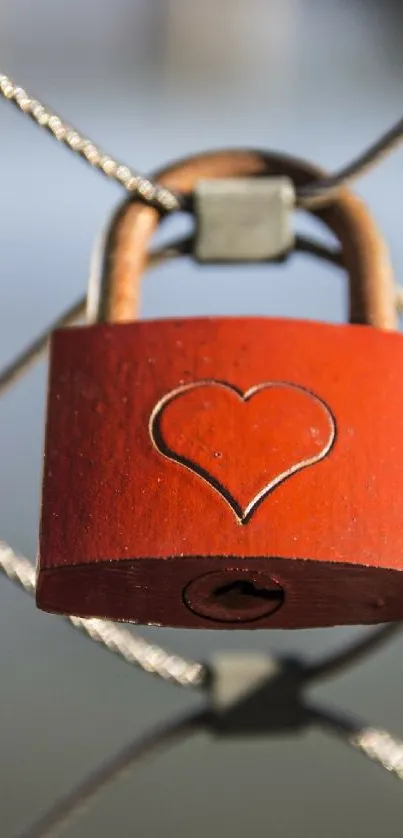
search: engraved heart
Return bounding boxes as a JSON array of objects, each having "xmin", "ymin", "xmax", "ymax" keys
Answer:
[{"xmin": 150, "ymin": 380, "xmax": 336, "ymax": 524}]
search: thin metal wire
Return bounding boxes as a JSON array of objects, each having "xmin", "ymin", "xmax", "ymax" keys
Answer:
[
  {"xmin": 0, "ymin": 235, "xmax": 338, "ymax": 397},
  {"xmin": 303, "ymin": 623, "xmax": 402, "ymax": 684},
  {"xmin": 0, "ymin": 73, "xmax": 181, "ymax": 213},
  {"xmin": 295, "ymin": 235, "xmax": 342, "ymax": 266},
  {"xmin": 21, "ymin": 702, "xmax": 403, "ymax": 838},
  {"xmin": 0, "ymin": 541, "xmax": 206, "ymax": 689},
  {"xmin": 0, "ymin": 298, "xmax": 84, "ymax": 396},
  {"xmin": 297, "ymin": 115, "xmax": 403, "ymax": 208},
  {"xmin": 0, "ymin": 238, "xmax": 190, "ymax": 396},
  {"xmin": 15, "ymin": 691, "xmax": 403, "ymax": 838},
  {"xmin": 19, "ymin": 710, "xmax": 211, "ymax": 838}
]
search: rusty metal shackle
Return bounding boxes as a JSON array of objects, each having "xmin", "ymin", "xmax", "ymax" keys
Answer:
[{"xmin": 93, "ymin": 149, "xmax": 397, "ymax": 330}]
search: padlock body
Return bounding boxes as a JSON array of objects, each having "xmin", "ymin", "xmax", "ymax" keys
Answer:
[{"xmin": 37, "ymin": 317, "xmax": 403, "ymax": 628}]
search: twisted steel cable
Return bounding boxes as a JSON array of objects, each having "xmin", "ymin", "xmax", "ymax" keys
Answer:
[
  {"xmin": 0, "ymin": 73, "xmax": 182, "ymax": 212},
  {"xmin": 2, "ymin": 71, "xmax": 402, "ymax": 211},
  {"xmin": 0, "ymin": 540, "xmax": 206, "ymax": 688}
]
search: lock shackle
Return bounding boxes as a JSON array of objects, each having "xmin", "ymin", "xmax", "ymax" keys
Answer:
[{"xmin": 95, "ymin": 149, "xmax": 397, "ymax": 330}]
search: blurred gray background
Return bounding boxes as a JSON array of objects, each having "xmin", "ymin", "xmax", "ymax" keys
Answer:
[{"xmin": 0, "ymin": 1, "xmax": 403, "ymax": 835}]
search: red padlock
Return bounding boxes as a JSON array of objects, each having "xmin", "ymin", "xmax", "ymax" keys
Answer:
[{"xmin": 37, "ymin": 150, "xmax": 403, "ymax": 629}]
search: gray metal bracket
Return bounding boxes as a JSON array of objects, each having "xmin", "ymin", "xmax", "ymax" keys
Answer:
[{"xmin": 194, "ymin": 177, "xmax": 295, "ymax": 262}]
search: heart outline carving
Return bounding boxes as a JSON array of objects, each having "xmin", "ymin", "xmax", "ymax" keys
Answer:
[{"xmin": 149, "ymin": 380, "xmax": 336, "ymax": 525}]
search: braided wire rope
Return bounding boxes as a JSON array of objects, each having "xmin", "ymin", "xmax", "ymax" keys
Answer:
[
  {"xmin": 1, "ymin": 71, "xmax": 403, "ymax": 211},
  {"xmin": 0, "ymin": 540, "xmax": 205, "ymax": 689},
  {"xmin": 0, "ymin": 74, "xmax": 181, "ymax": 213}
]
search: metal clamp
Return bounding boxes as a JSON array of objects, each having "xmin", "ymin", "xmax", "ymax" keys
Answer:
[{"xmin": 194, "ymin": 176, "xmax": 295, "ymax": 262}]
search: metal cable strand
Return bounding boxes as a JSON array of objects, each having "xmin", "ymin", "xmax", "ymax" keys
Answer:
[
  {"xmin": 19, "ymin": 710, "xmax": 211, "ymax": 838},
  {"xmin": 312, "ymin": 705, "xmax": 403, "ymax": 780},
  {"xmin": 16, "ymin": 705, "xmax": 403, "ymax": 838},
  {"xmin": 1, "ymin": 539, "xmax": 399, "ymax": 694},
  {"xmin": 303, "ymin": 623, "xmax": 402, "ymax": 684},
  {"xmin": 3, "ymin": 230, "xmax": 400, "ymax": 401},
  {"xmin": 0, "ymin": 234, "xmax": 355, "ymax": 399},
  {"xmin": 2, "ymin": 70, "xmax": 402, "ymax": 213},
  {"xmin": 15, "ymin": 703, "xmax": 403, "ymax": 838},
  {"xmin": 0, "ymin": 73, "xmax": 181, "ymax": 213},
  {"xmin": 0, "ymin": 239, "xmax": 190, "ymax": 396},
  {"xmin": 297, "ymin": 115, "xmax": 403, "ymax": 208},
  {"xmin": 295, "ymin": 235, "xmax": 342, "ymax": 266},
  {"xmin": 349, "ymin": 728, "xmax": 403, "ymax": 779},
  {"xmin": 0, "ymin": 298, "xmax": 85, "ymax": 395},
  {"xmin": 0, "ymin": 541, "xmax": 206, "ymax": 688}
]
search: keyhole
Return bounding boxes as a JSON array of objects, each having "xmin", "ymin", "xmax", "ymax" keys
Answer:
[
  {"xmin": 212, "ymin": 579, "xmax": 283, "ymax": 611},
  {"xmin": 183, "ymin": 568, "xmax": 284, "ymax": 623}
]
